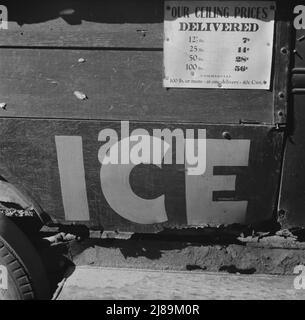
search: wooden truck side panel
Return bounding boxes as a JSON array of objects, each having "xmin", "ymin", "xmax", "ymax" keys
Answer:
[{"xmin": 0, "ymin": 0, "xmax": 293, "ymax": 231}]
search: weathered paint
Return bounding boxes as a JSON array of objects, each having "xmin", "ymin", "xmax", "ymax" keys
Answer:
[
  {"xmin": 0, "ymin": 0, "xmax": 291, "ymax": 126},
  {"xmin": 0, "ymin": 119, "xmax": 283, "ymax": 232},
  {"xmin": 55, "ymin": 136, "xmax": 90, "ymax": 221},
  {"xmin": 0, "ymin": 0, "xmax": 292, "ymax": 231},
  {"xmin": 99, "ymin": 134, "xmax": 169, "ymax": 225},
  {"xmin": 186, "ymin": 139, "xmax": 250, "ymax": 225}
]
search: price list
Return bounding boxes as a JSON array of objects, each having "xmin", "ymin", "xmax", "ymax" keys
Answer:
[{"xmin": 163, "ymin": 1, "xmax": 275, "ymax": 89}]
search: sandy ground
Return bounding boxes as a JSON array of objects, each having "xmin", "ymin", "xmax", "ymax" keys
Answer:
[{"xmin": 57, "ymin": 266, "xmax": 305, "ymax": 300}]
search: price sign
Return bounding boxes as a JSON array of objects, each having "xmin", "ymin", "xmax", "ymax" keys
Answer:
[{"xmin": 163, "ymin": 1, "xmax": 276, "ymax": 89}]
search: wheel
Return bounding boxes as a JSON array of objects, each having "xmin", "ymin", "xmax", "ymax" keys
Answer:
[{"xmin": 0, "ymin": 214, "xmax": 50, "ymax": 300}]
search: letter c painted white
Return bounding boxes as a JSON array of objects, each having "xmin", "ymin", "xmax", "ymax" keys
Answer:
[{"xmin": 100, "ymin": 136, "xmax": 170, "ymax": 224}]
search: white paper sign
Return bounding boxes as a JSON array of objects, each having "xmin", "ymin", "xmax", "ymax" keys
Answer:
[{"xmin": 163, "ymin": 1, "xmax": 276, "ymax": 89}]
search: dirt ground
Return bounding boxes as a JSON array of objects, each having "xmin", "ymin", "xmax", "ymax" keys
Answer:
[
  {"xmin": 40, "ymin": 226, "xmax": 305, "ymax": 299},
  {"xmin": 57, "ymin": 266, "xmax": 305, "ymax": 300},
  {"xmin": 66, "ymin": 234, "xmax": 305, "ymax": 275}
]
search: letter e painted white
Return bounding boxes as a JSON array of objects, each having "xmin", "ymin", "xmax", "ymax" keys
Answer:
[{"xmin": 186, "ymin": 139, "xmax": 250, "ymax": 225}]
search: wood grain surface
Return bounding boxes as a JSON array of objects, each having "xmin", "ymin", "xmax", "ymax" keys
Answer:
[
  {"xmin": 0, "ymin": 118, "xmax": 283, "ymax": 232},
  {"xmin": 0, "ymin": 48, "xmax": 275, "ymax": 124}
]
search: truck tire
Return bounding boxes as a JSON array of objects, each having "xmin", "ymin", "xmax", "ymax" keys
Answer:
[{"xmin": 0, "ymin": 214, "xmax": 50, "ymax": 300}]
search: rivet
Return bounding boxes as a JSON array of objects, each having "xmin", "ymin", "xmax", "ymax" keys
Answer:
[
  {"xmin": 278, "ymin": 92, "xmax": 285, "ymax": 99},
  {"xmin": 222, "ymin": 131, "xmax": 231, "ymax": 140},
  {"xmin": 280, "ymin": 47, "xmax": 288, "ymax": 55},
  {"xmin": 293, "ymin": 49, "xmax": 303, "ymax": 59}
]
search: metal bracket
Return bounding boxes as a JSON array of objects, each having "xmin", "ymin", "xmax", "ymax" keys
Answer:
[{"xmin": 273, "ymin": 123, "xmax": 287, "ymax": 131}]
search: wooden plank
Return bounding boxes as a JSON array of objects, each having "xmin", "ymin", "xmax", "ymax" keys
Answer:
[
  {"xmin": 278, "ymin": 28, "xmax": 305, "ymax": 228},
  {"xmin": 0, "ymin": 0, "xmax": 163, "ymax": 48},
  {"xmin": 0, "ymin": 48, "xmax": 274, "ymax": 124},
  {"xmin": 0, "ymin": 0, "xmax": 290, "ymax": 50},
  {"xmin": 272, "ymin": 19, "xmax": 291, "ymax": 124},
  {"xmin": 279, "ymin": 95, "xmax": 305, "ymax": 228},
  {"xmin": 0, "ymin": 118, "xmax": 283, "ymax": 232}
]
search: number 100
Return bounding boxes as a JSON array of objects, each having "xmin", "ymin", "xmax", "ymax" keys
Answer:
[{"xmin": 186, "ymin": 64, "xmax": 198, "ymax": 71}]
